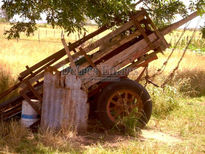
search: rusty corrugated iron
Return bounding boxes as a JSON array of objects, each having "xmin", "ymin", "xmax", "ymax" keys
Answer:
[{"xmin": 41, "ymin": 69, "xmax": 88, "ymax": 132}]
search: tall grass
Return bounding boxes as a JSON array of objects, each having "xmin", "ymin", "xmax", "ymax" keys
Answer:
[
  {"xmin": 0, "ymin": 70, "xmax": 18, "ymax": 104},
  {"xmin": 0, "ymin": 121, "xmax": 78, "ymax": 153},
  {"xmin": 174, "ymin": 69, "xmax": 205, "ymax": 97},
  {"xmin": 147, "ymin": 85, "xmax": 180, "ymax": 119}
]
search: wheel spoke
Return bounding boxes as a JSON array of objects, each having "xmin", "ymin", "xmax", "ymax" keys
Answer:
[
  {"xmin": 107, "ymin": 88, "xmax": 144, "ymax": 122},
  {"xmin": 110, "ymin": 100, "xmax": 123, "ymax": 107}
]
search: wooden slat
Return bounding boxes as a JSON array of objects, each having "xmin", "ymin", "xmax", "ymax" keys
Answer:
[
  {"xmin": 19, "ymin": 26, "xmax": 108, "ymax": 79},
  {"xmin": 81, "ymin": 12, "xmax": 145, "ymax": 54},
  {"xmin": 25, "ymin": 80, "xmax": 42, "ymax": 102},
  {"xmin": 85, "ymin": 53, "xmax": 158, "ymax": 88},
  {"xmin": 20, "ymin": 92, "xmax": 41, "ymax": 114},
  {"xmin": 143, "ymin": 9, "xmax": 169, "ymax": 49},
  {"xmin": 133, "ymin": 18, "xmax": 154, "ymax": 49},
  {"xmin": 161, "ymin": 11, "xmax": 198, "ymax": 36},
  {"xmin": 113, "ymin": 39, "xmax": 162, "ymax": 70},
  {"xmin": 81, "ymin": 32, "xmax": 160, "ymax": 87},
  {"xmin": 79, "ymin": 30, "xmax": 141, "ymax": 69},
  {"xmin": 79, "ymin": 48, "xmax": 102, "ymax": 76},
  {"xmin": 61, "ymin": 38, "xmax": 78, "ymax": 75}
]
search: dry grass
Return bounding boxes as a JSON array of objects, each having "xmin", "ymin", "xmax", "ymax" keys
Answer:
[{"xmin": 0, "ymin": 39, "xmax": 62, "ymax": 77}]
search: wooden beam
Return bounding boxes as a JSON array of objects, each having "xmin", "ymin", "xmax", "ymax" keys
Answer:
[
  {"xmin": 61, "ymin": 38, "xmax": 78, "ymax": 75},
  {"xmin": 19, "ymin": 26, "xmax": 108, "ymax": 79},
  {"xmin": 161, "ymin": 11, "xmax": 198, "ymax": 35},
  {"xmin": 25, "ymin": 80, "xmax": 42, "ymax": 102},
  {"xmin": 79, "ymin": 48, "xmax": 102, "ymax": 76},
  {"xmin": 85, "ymin": 53, "xmax": 158, "ymax": 88},
  {"xmin": 82, "ymin": 13, "xmax": 145, "ymax": 54},
  {"xmin": 20, "ymin": 92, "xmax": 41, "ymax": 114}
]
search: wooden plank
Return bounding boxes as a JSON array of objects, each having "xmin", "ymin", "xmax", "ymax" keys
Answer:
[
  {"xmin": 79, "ymin": 30, "xmax": 141, "ymax": 69},
  {"xmin": 161, "ymin": 11, "xmax": 198, "ymax": 35},
  {"xmin": 133, "ymin": 17, "xmax": 154, "ymax": 49},
  {"xmin": 113, "ymin": 38, "xmax": 162, "ymax": 70},
  {"xmin": 0, "ymin": 82, "xmax": 21, "ymax": 99},
  {"xmin": 61, "ymin": 38, "xmax": 78, "ymax": 75},
  {"xmin": 143, "ymin": 9, "xmax": 169, "ymax": 49},
  {"xmin": 81, "ymin": 32, "xmax": 160, "ymax": 87},
  {"xmin": 20, "ymin": 92, "xmax": 41, "ymax": 114},
  {"xmin": 81, "ymin": 12, "xmax": 145, "ymax": 54},
  {"xmin": 25, "ymin": 80, "xmax": 42, "ymax": 102},
  {"xmin": 19, "ymin": 26, "xmax": 108, "ymax": 79},
  {"xmin": 100, "ymin": 32, "xmax": 158, "ymax": 68},
  {"xmin": 79, "ymin": 48, "xmax": 102, "ymax": 76},
  {"xmin": 85, "ymin": 53, "xmax": 158, "ymax": 88}
]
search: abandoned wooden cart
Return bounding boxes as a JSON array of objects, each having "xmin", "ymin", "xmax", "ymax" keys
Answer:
[{"xmin": 0, "ymin": 9, "xmax": 198, "ymax": 129}]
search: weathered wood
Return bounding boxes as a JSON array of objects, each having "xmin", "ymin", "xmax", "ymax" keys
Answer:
[
  {"xmin": 133, "ymin": 17, "xmax": 154, "ymax": 49},
  {"xmin": 162, "ymin": 11, "xmax": 198, "ymax": 35},
  {"xmin": 25, "ymin": 80, "xmax": 42, "ymax": 102},
  {"xmin": 81, "ymin": 32, "xmax": 162, "ymax": 87},
  {"xmin": 85, "ymin": 53, "xmax": 158, "ymax": 88},
  {"xmin": 0, "ymin": 82, "xmax": 21, "ymax": 99},
  {"xmin": 24, "ymin": 30, "xmax": 159, "ymax": 89},
  {"xmin": 20, "ymin": 92, "xmax": 41, "ymax": 114},
  {"xmin": 61, "ymin": 38, "xmax": 78, "ymax": 75},
  {"xmin": 113, "ymin": 38, "xmax": 163, "ymax": 70},
  {"xmin": 79, "ymin": 30, "xmax": 141, "ymax": 69},
  {"xmin": 81, "ymin": 13, "xmax": 145, "ymax": 54},
  {"xmin": 20, "ymin": 30, "xmax": 142, "ymax": 89},
  {"xmin": 19, "ymin": 26, "xmax": 108, "ymax": 79},
  {"xmin": 143, "ymin": 9, "xmax": 169, "ymax": 50},
  {"xmin": 79, "ymin": 48, "xmax": 102, "ymax": 76}
]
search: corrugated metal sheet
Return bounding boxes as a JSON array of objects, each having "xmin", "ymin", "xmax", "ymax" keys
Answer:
[{"xmin": 41, "ymin": 70, "xmax": 88, "ymax": 132}]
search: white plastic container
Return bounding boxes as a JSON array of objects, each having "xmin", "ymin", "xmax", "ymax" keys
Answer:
[{"xmin": 21, "ymin": 99, "xmax": 39, "ymax": 127}]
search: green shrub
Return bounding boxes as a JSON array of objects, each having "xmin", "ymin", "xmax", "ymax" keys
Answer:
[{"xmin": 116, "ymin": 108, "xmax": 142, "ymax": 136}]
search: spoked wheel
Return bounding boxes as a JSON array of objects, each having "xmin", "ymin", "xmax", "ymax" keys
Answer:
[
  {"xmin": 107, "ymin": 89, "xmax": 143, "ymax": 122},
  {"xmin": 97, "ymin": 79, "xmax": 152, "ymax": 128}
]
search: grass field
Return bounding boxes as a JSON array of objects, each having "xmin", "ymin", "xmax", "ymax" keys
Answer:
[{"xmin": 0, "ymin": 23, "xmax": 205, "ymax": 153}]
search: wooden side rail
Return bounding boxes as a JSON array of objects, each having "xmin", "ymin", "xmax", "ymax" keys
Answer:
[
  {"xmin": 19, "ymin": 26, "xmax": 109, "ymax": 80},
  {"xmin": 18, "ymin": 10, "xmax": 147, "ymax": 80}
]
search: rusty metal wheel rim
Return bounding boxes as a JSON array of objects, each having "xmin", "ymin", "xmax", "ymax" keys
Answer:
[{"xmin": 106, "ymin": 89, "xmax": 143, "ymax": 122}]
